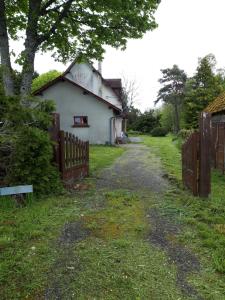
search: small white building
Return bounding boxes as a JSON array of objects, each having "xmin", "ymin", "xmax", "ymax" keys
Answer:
[{"xmin": 34, "ymin": 61, "xmax": 124, "ymax": 144}]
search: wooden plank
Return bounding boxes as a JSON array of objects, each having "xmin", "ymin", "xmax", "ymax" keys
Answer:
[
  {"xmin": 216, "ymin": 123, "xmax": 225, "ymax": 173},
  {"xmin": 59, "ymin": 130, "xmax": 65, "ymax": 175},
  {"xmin": 199, "ymin": 112, "xmax": 211, "ymax": 197},
  {"xmin": 65, "ymin": 132, "xmax": 69, "ymax": 168},
  {"xmin": 0, "ymin": 185, "xmax": 33, "ymax": 196},
  {"xmin": 75, "ymin": 137, "xmax": 78, "ymax": 164},
  {"xmin": 69, "ymin": 133, "xmax": 72, "ymax": 168},
  {"xmin": 182, "ymin": 132, "xmax": 199, "ymax": 196}
]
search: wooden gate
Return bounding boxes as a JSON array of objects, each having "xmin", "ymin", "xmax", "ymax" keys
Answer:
[
  {"xmin": 49, "ymin": 113, "xmax": 89, "ymax": 185},
  {"xmin": 59, "ymin": 130, "xmax": 89, "ymax": 181},
  {"xmin": 182, "ymin": 112, "xmax": 211, "ymax": 197}
]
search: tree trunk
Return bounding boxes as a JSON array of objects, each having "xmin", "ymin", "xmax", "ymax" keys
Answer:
[
  {"xmin": 173, "ymin": 102, "xmax": 180, "ymax": 134},
  {"xmin": 20, "ymin": 46, "xmax": 37, "ymax": 97},
  {"xmin": 0, "ymin": 0, "xmax": 14, "ymax": 96},
  {"xmin": 20, "ymin": 0, "xmax": 41, "ymax": 97}
]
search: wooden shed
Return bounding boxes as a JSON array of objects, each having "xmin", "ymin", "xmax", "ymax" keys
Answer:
[{"xmin": 205, "ymin": 92, "xmax": 225, "ymax": 172}]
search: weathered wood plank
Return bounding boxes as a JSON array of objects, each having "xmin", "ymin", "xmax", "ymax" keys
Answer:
[{"xmin": 0, "ymin": 185, "xmax": 33, "ymax": 196}]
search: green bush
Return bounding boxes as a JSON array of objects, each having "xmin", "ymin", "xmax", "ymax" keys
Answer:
[
  {"xmin": 0, "ymin": 95, "xmax": 62, "ymax": 195},
  {"xmin": 151, "ymin": 127, "xmax": 168, "ymax": 137},
  {"xmin": 177, "ymin": 129, "xmax": 194, "ymax": 140},
  {"xmin": 7, "ymin": 127, "xmax": 61, "ymax": 195}
]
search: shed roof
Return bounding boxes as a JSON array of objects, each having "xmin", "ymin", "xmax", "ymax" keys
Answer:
[{"xmin": 204, "ymin": 92, "xmax": 225, "ymax": 114}]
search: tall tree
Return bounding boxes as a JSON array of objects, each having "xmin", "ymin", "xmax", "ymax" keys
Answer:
[
  {"xmin": 184, "ymin": 54, "xmax": 224, "ymax": 128},
  {"xmin": 155, "ymin": 65, "xmax": 187, "ymax": 133},
  {"xmin": 0, "ymin": 0, "xmax": 160, "ymax": 97}
]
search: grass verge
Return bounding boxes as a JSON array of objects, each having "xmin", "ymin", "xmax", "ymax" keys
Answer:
[{"xmin": 142, "ymin": 135, "xmax": 225, "ymax": 299}]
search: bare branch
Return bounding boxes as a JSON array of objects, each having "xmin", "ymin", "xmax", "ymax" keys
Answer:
[{"xmin": 40, "ymin": 0, "xmax": 56, "ymax": 15}]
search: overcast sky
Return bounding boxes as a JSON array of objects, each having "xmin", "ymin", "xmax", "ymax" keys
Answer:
[{"xmin": 13, "ymin": 0, "xmax": 225, "ymax": 111}]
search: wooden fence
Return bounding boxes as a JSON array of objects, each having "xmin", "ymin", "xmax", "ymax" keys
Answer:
[
  {"xmin": 49, "ymin": 113, "xmax": 89, "ymax": 184},
  {"xmin": 182, "ymin": 112, "xmax": 211, "ymax": 197},
  {"xmin": 182, "ymin": 132, "xmax": 199, "ymax": 196},
  {"xmin": 211, "ymin": 122, "xmax": 225, "ymax": 174}
]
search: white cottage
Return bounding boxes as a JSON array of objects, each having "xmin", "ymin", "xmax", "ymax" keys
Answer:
[{"xmin": 34, "ymin": 61, "xmax": 124, "ymax": 144}]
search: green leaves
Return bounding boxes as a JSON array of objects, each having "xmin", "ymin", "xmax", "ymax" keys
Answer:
[
  {"xmin": 31, "ymin": 70, "xmax": 61, "ymax": 92},
  {"xmin": 184, "ymin": 54, "xmax": 224, "ymax": 128},
  {"xmin": 6, "ymin": 0, "xmax": 160, "ymax": 62},
  {"xmin": 156, "ymin": 65, "xmax": 187, "ymax": 133},
  {"xmin": 0, "ymin": 95, "xmax": 60, "ymax": 194}
]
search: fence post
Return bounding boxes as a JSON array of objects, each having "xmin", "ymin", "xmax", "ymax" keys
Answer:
[{"xmin": 199, "ymin": 112, "xmax": 211, "ymax": 197}]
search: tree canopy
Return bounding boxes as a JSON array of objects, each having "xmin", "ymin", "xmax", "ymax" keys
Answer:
[
  {"xmin": 32, "ymin": 70, "xmax": 61, "ymax": 92},
  {"xmin": 0, "ymin": 0, "xmax": 160, "ymax": 96}
]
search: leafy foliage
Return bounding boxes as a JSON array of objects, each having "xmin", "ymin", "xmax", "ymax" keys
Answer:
[
  {"xmin": 151, "ymin": 127, "xmax": 167, "ymax": 137},
  {"xmin": 183, "ymin": 54, "xmax": 224, "ymax": 128},
  {"xmin": 156, "ymin": 54, "xmax": 225, "ymax": 132},
  {"xmin": 0, "ymin": 95, "xmax": 61, "ymax": 194},
  {"xmin": 32, "ymin": 70, "xmax": 61, "ymax": 92},
  {"xmin": 160, "ymin": 103, "xmax": 174, "ymax": 132},
  {"xmin": 156, "ymin": 65, "xmax": 187, "ymax": 133},
  {"xmin": 8, "ymin": 126, "xmax": 61, "ymax": 195},
  {"xmin": 5, "ymin": 0, "xmax": 160, "ymax": 63},
  {"xmin": 0, "ymin": 0, "xmax": 160, "ymax": 96},
  {"xmin": 129, "ymin": 109, "xmax": 161, "ymax": 133}
]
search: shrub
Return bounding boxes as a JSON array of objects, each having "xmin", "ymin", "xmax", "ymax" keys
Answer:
[
  {"xmin": 177, "ymin": 129, "xmax": 194, "ymax": 140},
  {"xmin": 151, "ymin": 127, "xmax": 168, "ymax": 137},
  {"xmin": 7, "ymin": 127, "xmax": 61, "ymax": 195},
  {"xmin": 0, "ymin": 95, "xmax": 62, "ymax": 195}
]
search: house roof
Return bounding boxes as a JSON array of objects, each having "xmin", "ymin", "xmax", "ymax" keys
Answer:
[
  {"xmin": 105, "ymin": 79, "xmax": 122, "ymax": 100},
  {"xmin": 105, "ymin": 79, "xmax": 122, "ymax": 89},
  {"xmin": 204, "ymin": 92, "xmax": 225, "ymax": 114},
  {"xmin": 33, "ymin": 75, "xmax": 122, "ymax": 113}
]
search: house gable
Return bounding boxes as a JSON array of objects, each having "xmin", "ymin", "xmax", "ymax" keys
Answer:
[{"xmin": 64, "ymin": 61, "xmax": 122, "ymax": 110}]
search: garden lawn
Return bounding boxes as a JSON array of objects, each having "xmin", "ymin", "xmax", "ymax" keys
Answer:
[{"xmin": 142, "ymin": 135, "xmax": 225, "ymax": 298}]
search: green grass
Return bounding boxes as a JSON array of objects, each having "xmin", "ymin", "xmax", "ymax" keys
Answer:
[
  {"xmin": 0, "ymin": 195, "xmax": 81, "ymax": 299},
  {"xmin": 2, "ymin": 137, "xmax": 225, "ymax": 299},
  {"xmin": 90, "ymin": 145, "xmax": 125, "ymax": 175},
  {"xmin": 55, "ymin": 190, "xmax": 186, "ymax": 299},
  {"xmin": 142, "ymin": 135, "xmax": 182, "ymax": 181},
  {"xmin": 142, "ymin": 135, "xmax": 225, "ymax": 298},
  {"xmin": 0, "ymin": 145, "xmax": 125, "ymax": 300}
]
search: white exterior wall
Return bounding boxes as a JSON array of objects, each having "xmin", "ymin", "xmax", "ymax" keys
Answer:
[
  {"xmin": 41, "ymin": 81, "xmax": 116, "ymax": 144},
  {"xmin": 65, "ymin": 63, "xmax": 122, "ymax": 110}
]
